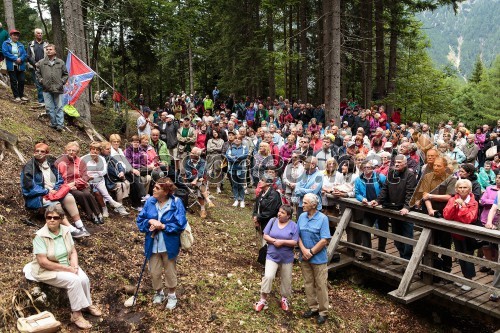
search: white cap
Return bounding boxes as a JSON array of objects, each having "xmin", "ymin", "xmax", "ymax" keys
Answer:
[{"xmin": 166, "ymin": 114, "xmax": 175, "ymax": 120}]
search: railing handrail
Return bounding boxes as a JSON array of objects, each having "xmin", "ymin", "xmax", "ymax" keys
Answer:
[{"xmin": 329, "ymin": 196, "xmax": 500, "ymax": 243}]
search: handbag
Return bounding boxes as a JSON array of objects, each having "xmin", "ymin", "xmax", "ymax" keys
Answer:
[
  {"xmin": 17, "ymin": 312, "xmax": 61, "ymax": 333},
  {"xmin": 486, "ymin": 145, "xmax": 497, "ymax": 159},
  {"xmin": 180, "ymin": 222, "xmax": 194, "ymax": 250},
  {"xmin": 43, "ymin": 184, "xmax": 71, "ymax": 201}
]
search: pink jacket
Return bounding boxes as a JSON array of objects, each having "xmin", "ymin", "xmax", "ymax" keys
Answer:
[{"xmin": 480, "ymin": 185, "xmax": 499, "ymax": 225}]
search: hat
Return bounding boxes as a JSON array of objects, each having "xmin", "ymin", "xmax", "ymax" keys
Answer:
[
  {"xmin": 183, "ymin": 116, "xmax": 191, "ymax": 121},
  {"xmin": 346, "ymin": 141, "xmax": 355, "ymax": 148},
  {"xmin": 166, "ymin": 114, "xmax": 175, "ymax": 120},
  {"xmin": 9, "ymin": 29, "xmax": 20, "ymax": 35},
  {"xmin": 231, "ymin": 113, "xmax": 237, "ymax": 118},
  {"xmin": 194, "ymin": 117, "xmax": 202, "ymax": 122},
  {"xmin": 343, "ymin": 121, "xmax": 348, "ymax": 125},
  {"xmin": 383, "ymin": 142, "xmax": 393, "ymax": 149},
  {"xmin": 260, "ymin": 175, "xmax": 274, "ymax": 184}
]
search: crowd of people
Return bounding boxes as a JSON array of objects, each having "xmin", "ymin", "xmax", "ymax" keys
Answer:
[{"xmin": 19, "ymin": 84, "xmax": 500, "ymax": 326}]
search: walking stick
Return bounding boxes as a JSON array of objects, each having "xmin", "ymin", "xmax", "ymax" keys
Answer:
[{"xmin": 125, "ymin": 231, "xmax": 157, "ymax": 307}]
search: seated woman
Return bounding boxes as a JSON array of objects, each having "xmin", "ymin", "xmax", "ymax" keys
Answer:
[
  {"xmin": 136, "ymin": 178, "xmax": 187, "ymax": 310},
  {"xmin": 479, "ymin": 172, "xmax": 500, "ymax": 274},
  {"xmin": 485, "ymin": 194, "xmax": 500, "ymax": 302},
  {"xmin": 321, "ymin": 158, "xmax": 338, "ymax": 212},
  {"xmin": 125, "ymin": 135, "xmax": 153, "ymax": 196},
  {"xmin": 29, "ymin": 205, "xmax": 101, "ymax": 329},
  {"xmin": 109, "ymin": 134, "xmax": 148, "ymax": 211},
  {"xmin": 21, "ymin": 142, "xmax": 89, "ymax": 238},
  {"xmin": 56, "ymin": 142, "xmax": 103, "ymax": 224},
  {"xmin": 100, "ymin": 141, "xmax": 130, "ymax": 204},
  {"xmin": 443, "ymin": 179, "xmax": 478, "ymax": 291},
  {"xmin": 254, "ymin": 205, "xmax": 298, "ymax": 312},
  {"xmin": 81, "ymin": 142, "xmax": 129, "ymax": 217}
]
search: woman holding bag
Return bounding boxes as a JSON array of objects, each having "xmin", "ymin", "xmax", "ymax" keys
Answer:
[
  {"xmin": 136, "ymin": 178, "xmax": 187, "ymax": 310},
  {"xmin": 254, "ymin": 205, "xmax": 298, "ymax": 312}
]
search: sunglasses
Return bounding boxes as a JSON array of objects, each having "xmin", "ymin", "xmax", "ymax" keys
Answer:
[{"xmin": 46, "ymin": 215, "xmax": 61, "ymax": 220}]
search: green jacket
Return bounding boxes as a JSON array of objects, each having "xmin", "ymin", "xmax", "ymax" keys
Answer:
[{"xmin": 149, "ymin": 138, "xmax": 171, "ymax": 164}]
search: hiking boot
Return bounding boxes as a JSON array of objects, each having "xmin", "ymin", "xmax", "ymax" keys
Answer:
[
  {"xmin": 114, "ymin": 205, "xmax": 130, "ymax": 216},
  {"xmin": 153, "ymin": 292, "xmax": 165, "ymax": 304},
  {"xmin": 317, "ymin": 315, "xmax": 327, "ymax": 325},
  {"xmin": 280, "ymin": 297, "xmax": 289, "ymax": 312},
  {"xmin": 302, "ymin": 310, "xmax": 319, "ymax": 318},
  {"xmin": 166, "ymin": 294, "xmax": 177, "ymax": 310},
  {"xmin": 71, "ymin": 228, "xmax": 87, "ymax": 239},
  {"xmin": 254, "ymin": 299, "xmax": 268, "ymax": 312}
]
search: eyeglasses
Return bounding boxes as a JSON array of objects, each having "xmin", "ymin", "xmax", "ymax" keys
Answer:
[
  {"xmin": 46, "ymin": 215, "xmax": 61, "ymax": 220},
  {"xmin": 35, "ymin": 150, "xmax": 46, "ymax": 153}
]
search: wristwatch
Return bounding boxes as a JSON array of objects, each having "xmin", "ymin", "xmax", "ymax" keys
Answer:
[{"xmin": 309, "ymin": 249, "xmax": 314, "ymax": 256}]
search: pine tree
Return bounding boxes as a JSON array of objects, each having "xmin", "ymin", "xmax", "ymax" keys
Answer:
[{"xmin": 470, "ymin": 55, "xmax": 484, "ymax": 84}]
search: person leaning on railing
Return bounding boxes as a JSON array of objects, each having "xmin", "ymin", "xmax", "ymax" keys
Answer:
[
  {"xmin": 443, "ymin": 179, "xmax": 478, "ymax": 291},
  {"xmin": 485, "ymin": 192, "xmax": 500, "ymax": 302},
  {"xmin": 479, "ymin": 172, "xmax": 500, "ymax": 275}
]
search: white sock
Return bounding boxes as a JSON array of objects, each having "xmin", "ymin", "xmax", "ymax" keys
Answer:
[
  {"xmin": 74, "ymin": 219, "xmax": 84, "ymax": 228},
  {"xmin": 69, "ymin": 225, "xmax": 77, "ymax": 232},
  {"xmin": 168, "ymin": 293, "xmax": 176, "ymax": 298},
  {"xmin": 102, "ymin": 206, "xmax": 109, "ymax": 215}
]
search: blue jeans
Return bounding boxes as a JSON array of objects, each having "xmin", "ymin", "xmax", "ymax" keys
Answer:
[
  {"xmin": 231, "ymin": 170, "xmax": 245, "ymax": 201},
  {"xmin": 32, "ymin": 69, "xmax": 44, "ymax": 103},
  {"xmin": 391, "ymin": 219, "xmax": 413, "ymax": 260},
  {"xmin": 43, "ymin": 92, "xmax": 64, "ymax": 128}
]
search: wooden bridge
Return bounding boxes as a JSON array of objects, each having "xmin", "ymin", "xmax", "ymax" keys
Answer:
[{"xmin": 325, "ymin": 197, "xmax": 500, "ymax": 321}]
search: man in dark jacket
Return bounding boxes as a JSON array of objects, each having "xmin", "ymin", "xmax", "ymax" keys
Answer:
[
  {"xmin": 27, "ymin": 28, "xmax": 48, "ymax": 105},
  {"xmin": 253, "ymin": 176, "xmax": 282, "ymax": 232},
  {"xmin": 370, "ymin": 155, "xmax": 417, "ymax": 260},
  {"xmin": 35, "ymin": 44, "xmax": 68, "ymax": 131},
  {"xmin": 158, "ymin": 113, "xmax": 179, "ymax": 170}
]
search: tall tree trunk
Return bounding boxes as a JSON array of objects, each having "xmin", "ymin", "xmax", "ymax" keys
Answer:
[
  {"xmin": 283, "ymin": 10, "xmax": 288, "ymax": 100},
  {"xmin": 322, "ymin": 0, "xmax": 333, "ymax": 113},
  {"xmin": 48, "ymin": 0, "xmax": 64, "ymax": 57},
  {"xmin": 360, "ymin": 0, "xmax": 373, "ymax": 107},
  {"xmin": 386, "ymin": 3, "xmax": 399, "ymax": 116},
  {"xmin": 119, "ymin": 9, "xmax": 127, "ymax": 97},
  {"xmin": 288, "ymin": 7, "xmax": 293, "ymax": 100},
  {"xmin": 188, "ymin": 41, "xmax": 194, "ymax": 95},
  {"xmin": 3, "ymin": 0, "xmax": 15, "ymax": 31},
  {"xmin": 266, "ymin": 8, "xmax": 275, "ymax": 100},
  {"xmin": 299, "ymin": 0, "xmax": 308, "ymax": 102},
  {"xmin": 36, "ymin": 0, "xmax": 49, "ymax": 36},
  {"xmin": 375, "ymin": 0, "xmax": 385, "ymax": 101},
  {"xmin": 327, "ymin": 0, "xmax": 341, "ymax": 124},
  {"xmin": 63, "ymin": 0, "xmax": 91, "ymax": 120}
]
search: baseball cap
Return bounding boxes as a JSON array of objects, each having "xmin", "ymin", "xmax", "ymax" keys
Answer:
[
  {"xmin": 383, "ymin": 142, "xmax": 393, "ymax": 149},
  {"xmin": 346, "ymin": 141, "xmax": 355, "ymax": 148},
  {"xmin": 166, "ymin": 114, "xmax": 175, "ymax": 120},
  {"xmin": 9, "ymin": 29, "xmax": 20, "ymax": 35},
  {"xmin": 343, "ymin": 121, "xmax": 348, "ymax": 125}
]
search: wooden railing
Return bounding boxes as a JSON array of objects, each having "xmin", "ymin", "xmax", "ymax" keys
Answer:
[{"xmin": 326, "ymin": 197, "xmax": 500, "ymax": 303}]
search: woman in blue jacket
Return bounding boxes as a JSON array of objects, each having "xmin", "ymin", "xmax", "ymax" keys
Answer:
[
  {"xmin": 136, "ymin": 177, "xmax": 187, "ymax": 310},
  {"xmin": 1, "ymin": 29, "xmax": 28, "ymax": 101},
  {"xmin": 354, "ymin": 160, "xmax": 387, "ymax": 260}
]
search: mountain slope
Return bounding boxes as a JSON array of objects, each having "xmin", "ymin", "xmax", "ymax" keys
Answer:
[{"xmin": 417, "ymin": 0, "xmax": 500, "ymax": 78}]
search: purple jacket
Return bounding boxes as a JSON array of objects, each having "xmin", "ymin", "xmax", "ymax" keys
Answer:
[
  {"xmin": 479, "ymin": 185, "xmax": 499, "ymax": 225},
  {"xmin": 124, "ymin": 146, "xmax": 148, "ymax": 169}
]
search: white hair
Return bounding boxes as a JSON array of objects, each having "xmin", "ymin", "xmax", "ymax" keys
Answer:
[{"xmin": 304, "ymin": 193, "xmax": 319, "ymax": 206}]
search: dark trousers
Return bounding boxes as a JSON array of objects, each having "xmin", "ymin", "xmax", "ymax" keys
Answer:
[
  {"xmin": 70, "ymin": 188, "xmax": 101, "ymax": 218},
  {"xmin": 453, "ymin": 238, "xmax": 476, "ymax": 279},
  {"xmin": 432, "ymin": 230, "xmax": 452, "ymax": 272},
  {"xmin": 126, "ymin": 172, "xmax": 147, "ymax": 206},
  {"xmin": 391, "ymin": 219, "xmax": 414, "ymax": 260},
  {"xmin": 8, "ymin": 69, "xmax": 25, "ymax": 98},
  {"xmin": 32, "ymin": 68, "xmax": 44, "ymax": 103},
  {"xmin": 360, "ymin": 212, "xmax": 388, "ymax": 253}
]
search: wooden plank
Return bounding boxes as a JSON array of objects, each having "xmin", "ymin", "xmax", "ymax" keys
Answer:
[
  {"xmin": 388, "ymin": 284, "xmax": 434, "ymax": 304},
  {"xmin": 327, "ymin": 208, "xmax": 352, "ymax": 262},
  {"xmin": 427, "ymin": 244, "xmax": 500, "ymax": 270},
  {"xmin": 327, "ymin": 256, "xmax": 354, "ymax": 271},
  {"xmin": 394, "ymin": 228, "xmax": 432, "ymax": 298},
  {"xmin": 349, "ymin": 221, "xmax": 418, "ymax": 246}
]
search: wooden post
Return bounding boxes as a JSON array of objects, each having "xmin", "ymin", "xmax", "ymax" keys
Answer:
[
  {"xmin": 395, "ymin": 228, "xmax": 432, "ymax": 297},
  {"xmin": 327, "ymin": 208, "xmax": 352, "ymax": 262}
]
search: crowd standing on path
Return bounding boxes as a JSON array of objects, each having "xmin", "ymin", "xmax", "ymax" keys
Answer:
[{"xmin": 19, "ymin": 81, "xmax": 500, "ymax": 325}]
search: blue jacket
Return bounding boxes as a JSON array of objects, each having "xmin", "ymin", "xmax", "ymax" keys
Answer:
[
  {"xmin": 136, "ymin": 195, "xmax": 187, "ymax": 260},
  {"xmin": 2, "ymin": 39, "xmax": 27, "ymax": 71},
  {"xmin": 184, "ymin": 158, "xmax": 206, "ymax": 182},
  {"xmin": 226, "ymin": 144, "xmax": 248, "ymax": 172},
  {"xmin": 294, "ymin": 168, "xmax": 323, "ymax": 209},
  {"xmin": 21, "ymin": 156, "xmax": 64, "ymax": 209},
  {"xmin": 354, "ymin": 172, "xmax": 386, "ymax": 202}
]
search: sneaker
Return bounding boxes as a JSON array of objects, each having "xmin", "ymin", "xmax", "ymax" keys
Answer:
[
  {"xmin": 254, "ymin": 299, "xmax": 268, "ymax": 312},
  {"xmin": 166, "ymin": 295, "xmax": 177, "ymax": 310},
  {"xmin": 102, "ymin": 209, "xmax": 110, "ymax": 218},
  {"xmin": 240, "ymin": 201, "xmax": 245, "ymax": 208},
  {"xmin": 461, "ymin": 284, "xmax": 472, "ymax": 291},
  {"xmin": 131, "ymin": 206, "xmax": 143, "ymax": 212},
  {"xmin": 79, "ymin": 228, "xmax": 91, "ymax": 237},
  {"xmin": 232, "ymin": 200, "xmax": 239, "ymax": 207},
  {"xmin": 245, "ymin": 189, "xmax": 248, "ymax": 194},
  {"xmin": 21, "ymin": 97, "xmax": 29, "ymax": 101},
  {"xmin": 153, "ymin": 292, "xmax": 165, "ymax": 304},
  {"xmin": 71, "ymin": 228, "xmax": 87, "ymax": 239},
  {"xmin": 489, "ymin": 294, "xmax": 499, "ymax": 302},
  {"xmin": 280, "ymin": 298, "xmax": 289, "ymax": 311},
  {"xmin": 216, "ymin": 187, "xmax": 221, "ymax": 194},
  {"xmin": 114, "ymin": 205, "xmax": 130, "ymax": 216},
  {"xmin": 14, "ymin": 97, "xmax": 21, "ymax": 102}
]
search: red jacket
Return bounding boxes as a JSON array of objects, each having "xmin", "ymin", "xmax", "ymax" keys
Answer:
[
  {"xmin": 269, "ymin": 142, "xmax": 280, "ymax": 167},
  {"xmin": 443, "ymin": 194, "xmax": 478, "ymax": 240}
]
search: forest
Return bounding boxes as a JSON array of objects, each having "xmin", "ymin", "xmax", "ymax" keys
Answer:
[{"xmin": 0, "ymin": 0, "xmax": 498, "ymax": 127}]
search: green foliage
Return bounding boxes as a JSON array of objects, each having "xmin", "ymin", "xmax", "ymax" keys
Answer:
[
  {"xmin": 469, "ymin": 55, "xmax": 483, "ymax": 84},
  {"xmin": 0, "ymin": 0, "xmax": 38, "ymax": 40}
]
